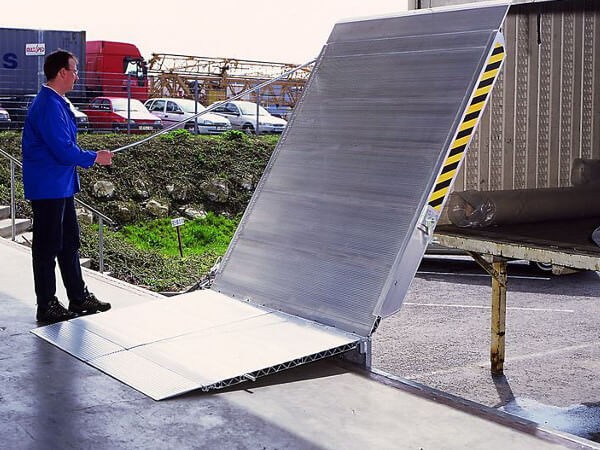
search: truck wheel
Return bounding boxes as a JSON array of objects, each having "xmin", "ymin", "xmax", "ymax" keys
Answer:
[{"xmin": 242, "ymin": 124, "xmax": 255, "ymax": 134}]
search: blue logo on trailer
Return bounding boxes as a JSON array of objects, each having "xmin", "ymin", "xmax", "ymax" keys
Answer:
[{"xmin": 2, "ymin": 53, "xmax": 18, "ymax": 69}]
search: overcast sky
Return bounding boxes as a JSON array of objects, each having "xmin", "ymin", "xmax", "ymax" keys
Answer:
[{"xmin": 4, "ymin": 1, "xmax": 410, "ymax": 64}]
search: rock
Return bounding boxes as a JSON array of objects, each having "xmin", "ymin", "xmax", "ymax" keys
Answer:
[
  {"xmin": 201, "ymin": 178, "xmax": 229, "ymax": 203},
  {"xmin": 183, "ymin": 207, "xmax": 206, "ymax": 220},
  {"xmin": 240, "ymin": 178, "xmax": 254, "ymax": 191},
  {"xmin": 133, "ymin": 179, "xmax": 150, "ymax": 200},
  {"xmin": 145, "ymin": 199, "xmax": 169, "ymax": 218},
  {"xmin": 113, "ymin": 202, "xmax": 135, "ymax": 223},
  {"xmin": 76, "ymin": 207, "xmax": 94, "ymax": 225},
  {"xmin": 168, "ymin": 183, "xmax": 189, "ymax": 202},
  {"xmin": 92, "ymin": 180, "xmax": 115, "ymax": 199}
]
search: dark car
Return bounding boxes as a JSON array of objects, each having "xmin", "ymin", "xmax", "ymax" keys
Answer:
[
  {"xmin": 0, "ymin": 94, "xmax": 90, "ymax": 132},
  {"xmin": 0, "ymin": 107, "xmax": 11, "ymax": 130},
  {"xmin": 0, "ymin": 95, "xmax": 34, "ymax": 128}
]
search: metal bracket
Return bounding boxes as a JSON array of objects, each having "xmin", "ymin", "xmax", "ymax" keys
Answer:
[
  {"xmin": 417, "ymin": 206, "xmax": 439, "ymax": 239},
  {"xmin": 467, "ymin": 251, "xmax": 507, "ymax": 288},
  {"xmin": 342, "ymin": 338, "xmax": 372, "ymax": 369}
]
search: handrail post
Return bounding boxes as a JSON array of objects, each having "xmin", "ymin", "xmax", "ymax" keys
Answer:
[
  {"xmin": 10, "ymin": 160, "xmax": 16, "ymax": 241},
  {"xmin": 98, "ymin": 217, "xmax": 105, "ymax": 274}
]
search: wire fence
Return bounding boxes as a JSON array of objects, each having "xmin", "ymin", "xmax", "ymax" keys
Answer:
[{"xmin": 0, "ymin": 68, "xmax": 310, "ymax": 133}]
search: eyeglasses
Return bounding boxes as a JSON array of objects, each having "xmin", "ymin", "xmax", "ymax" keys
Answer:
[{"xmin": 65, "ymin": 68, "xmax": 79, "ymax": 76}]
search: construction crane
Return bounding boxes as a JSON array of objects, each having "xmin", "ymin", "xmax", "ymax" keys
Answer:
[{"xmin": 147, "ymin": 54, "xmax": 313, "ymax": 110}]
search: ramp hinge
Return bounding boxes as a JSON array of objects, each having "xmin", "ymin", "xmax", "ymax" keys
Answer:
[{"xmin": 417, "ymin": 206, "xmax": 438, "ymax": 238}]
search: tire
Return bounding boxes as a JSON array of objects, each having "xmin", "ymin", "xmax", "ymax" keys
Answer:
[{"xmin": 242, "ymin": 124, "xmax": 255, "ymax": 134}]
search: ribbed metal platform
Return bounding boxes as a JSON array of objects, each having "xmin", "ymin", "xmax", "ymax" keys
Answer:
[
  {"xmin": 213, "ymin": 3, "xmax": 509, "ymax": 334},
  {"xmin": 33, "ymin": 2, "xmax": 509, "ymax": 400},
  {"xmin": 33, "ymin": 290, "xmax": 360, "ymax": 400}
]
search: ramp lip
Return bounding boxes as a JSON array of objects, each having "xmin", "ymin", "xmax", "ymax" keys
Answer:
[{"xmin": 333, "ymin": 1, "xmax": 510, "ymax": 27}]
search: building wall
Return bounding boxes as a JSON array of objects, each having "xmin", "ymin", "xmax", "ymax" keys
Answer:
[{"xmin": 415, "ymin": 0, "xmax": 600, "ymax": 191}]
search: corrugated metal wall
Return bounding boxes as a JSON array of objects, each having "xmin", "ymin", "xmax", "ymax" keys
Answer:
[{"xmin": 426, "ymin": 1, "xmax": 600, "ymax": 191}]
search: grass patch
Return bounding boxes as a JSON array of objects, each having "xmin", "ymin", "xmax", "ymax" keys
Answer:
[{"xmin": 117, "ymin": 212, "xmax": 238, "ymax": 257}]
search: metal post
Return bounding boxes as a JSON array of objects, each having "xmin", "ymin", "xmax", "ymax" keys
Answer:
[
  {"xmin": 194, "ymin": 81, "xmax": 199, "ymax": 134},
  {"xmin": 98, "ymin": 217, "xmax": 105, "ymax": 274},
  {"xmin": 176, "ymin": 227, "xmax": 184, "ymax": 258},
  {"xmin": 10, "ymin": 160, "xmax": 16, "ymax": 241},
  {"xmin": 127, "ymin": 75, "xmax": 132, "ymax": 135},
  {"xmin": 255, "ymin": 87, "xmax": 260, "ymax": 135},
  {"xmin": 490, "ymin": 257, "xmax": 507, "ymax": 375}
]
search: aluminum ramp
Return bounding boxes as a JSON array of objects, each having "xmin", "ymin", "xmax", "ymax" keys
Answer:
[{"xmin": 33, "ymin": 2, "xmax": 509, "ymax": 399}]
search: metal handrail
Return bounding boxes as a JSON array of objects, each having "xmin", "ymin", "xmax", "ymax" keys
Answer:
[
  {"xmin": 0, "ymin": 147, "xmax": 114, "ymax": 273},
  {"xmin": 112, "ymin": 59, "xmax": 316, "ymax": 154}
]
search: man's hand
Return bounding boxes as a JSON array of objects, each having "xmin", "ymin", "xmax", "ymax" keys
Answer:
[{"xmin": 95, "ymin": 150, "xmax": 113, "ymax": 166}]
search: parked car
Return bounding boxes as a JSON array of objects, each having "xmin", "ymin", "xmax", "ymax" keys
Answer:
[
  {"xmin": 64, "ymin": 97, "xmax": 90, "ymax": 132},
  {"xmin": 266, "ymin": 104, "xmax": 293, "ymax": 120},
  {"xmin": 83, "ymin": 97, "xmax": 162, "ymax": 133},
  {"xmin": 144, "ymin": 98, "xmax": 231, "ymax": 134},
  {"xmin": 0, "ymin": 94, "xmax": 89, "ymax": 132},
  {"xmin": 0, "ymin": 94, "xmax": 34, "ymax": 128},
  {"xmin": 0, "ymin": 107, "xmax": 11, "ymax": 130},
  {"xmin": 210, "ymin": 100, "xmax": 287, "ymax": 134}
]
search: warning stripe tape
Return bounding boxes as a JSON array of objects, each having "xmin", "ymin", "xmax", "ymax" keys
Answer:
[{"xmin": 428, "ymin": 40, "xmax": 505, "ymax": 210}]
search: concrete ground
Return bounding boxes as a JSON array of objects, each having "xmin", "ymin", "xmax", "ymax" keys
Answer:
[
  {"xmin": 1, "ymin": 238, "xmax": 598, "ymax": 449},
  {"xmin": 372, "ymin": 255, "xmax": 600, "ymax": 444}
]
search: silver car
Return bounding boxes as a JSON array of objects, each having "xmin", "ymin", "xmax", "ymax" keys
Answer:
[
  {"xmin": 210, "ymin": 100, "xmax": 287, "ymax": 134},
  {"xmin": 145, "ymin": 98, "xmax": 231, "ymax": 134},
  {"xmin": 0, "ymin": 107, "xmax": 11, "ymax": 130}
]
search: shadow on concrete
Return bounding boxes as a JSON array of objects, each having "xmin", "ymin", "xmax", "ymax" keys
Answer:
[{"xmin": 176, "ymin": 358, "xmax": 349, "ymax": 399}]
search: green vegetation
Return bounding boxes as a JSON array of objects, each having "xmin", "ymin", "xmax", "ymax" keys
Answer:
[
  {"xmin": 117, "ymin": 212, "xmax": 238, "ymax": 257},
  {"xmin": 0, "ymin": 130, "xmax": 278, "ymax": 292},
  {"xmin": 80, "ymin": 222, "xmax": 221, "ymax": 292}
]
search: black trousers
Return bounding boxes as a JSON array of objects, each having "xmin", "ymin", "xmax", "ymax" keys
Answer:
[{"xmin": 31, "ymin": 197, "xmax": 85, "ymax": 308}]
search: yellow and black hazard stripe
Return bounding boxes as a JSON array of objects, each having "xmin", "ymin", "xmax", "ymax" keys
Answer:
[{"xmin": 427, "ymin": 40, "xmax": 505, "ymax": 211}]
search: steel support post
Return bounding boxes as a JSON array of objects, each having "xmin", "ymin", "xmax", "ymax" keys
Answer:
[
  {"xmin": 490, "ymin": 257, "xmax": 507, "ymax": 375},
  {"xmin": 10, "ymin": 160, "xmax": 16, "ymax": 241},
  {"xmin": 98, "ymin": 217, "xmax": 105, "ymax": 274}
]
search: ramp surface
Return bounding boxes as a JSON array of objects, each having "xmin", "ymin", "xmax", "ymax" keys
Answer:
[
  {"xmin": 33, "ymin": 290, "xmax": 360, "ymax": 400},
  {"xmin": 34, "ymin": 3, "xmax": 509, "ymax": 399},
  {"xmin": 214, "ymin": 3, "xmax": 509, "ymax": 336}
]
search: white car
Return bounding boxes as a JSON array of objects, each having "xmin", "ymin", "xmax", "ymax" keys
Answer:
[
  {"xmin": 210, "ymin": 100, "xmax": 287, "ymax": 134},
  {"xmin": 145, "ymin": 98, "xmax": 231, "ymax": 134}
]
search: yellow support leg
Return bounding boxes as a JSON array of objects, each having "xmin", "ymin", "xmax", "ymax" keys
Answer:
[{"xmin": 490, "ymin": 258, "xmax": 507, "ymax": 375}]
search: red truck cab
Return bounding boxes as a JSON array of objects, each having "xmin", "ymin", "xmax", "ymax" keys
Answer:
[{"xmin": 85, "ymin": 40, "xmax": 149, "ymax": 101}]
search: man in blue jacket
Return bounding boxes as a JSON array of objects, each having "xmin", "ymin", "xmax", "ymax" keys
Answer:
[{"xmin": 22, "ymin": 49, "xmax": 114, "ymax": 324}]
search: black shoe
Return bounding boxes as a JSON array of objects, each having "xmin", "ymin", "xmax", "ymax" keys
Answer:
[
  {"xmin": 36, "ymin": 297, "xmax": 77, "ymax": 324},
  {"xmin": 69, "ymin": 289, "xmax": 111, "ymax": 316}
]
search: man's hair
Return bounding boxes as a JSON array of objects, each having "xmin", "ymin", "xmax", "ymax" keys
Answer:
[{"xmin": 44, "ymin": 50, "xmax": 77, "ymax": 81}]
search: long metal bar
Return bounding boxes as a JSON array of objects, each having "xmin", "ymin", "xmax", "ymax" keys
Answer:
[
  {"xmin": 490, "ymin": 257, "xmax": 507, "ymax": 375},
  {"xmin": 99, "ymin": 217, "xmax": 104, "ymax": 274},
  {"xmin": 10, "ymin": 160, "xmax": 16, "ymax": 241},
  {"xmin": 111, "ymin": 59, "xmax": 316, "ymax": 154}
]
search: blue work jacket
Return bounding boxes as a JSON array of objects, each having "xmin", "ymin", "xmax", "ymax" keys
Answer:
[{"xmin": 22, "ymin": 86, "xmax": 96, "ymax": 200}]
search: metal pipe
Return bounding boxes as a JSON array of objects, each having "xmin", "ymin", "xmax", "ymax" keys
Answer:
[
  {"xmin": 98, "ymin": 217, "xmax": 104, "ymax": 274},
  {"xmin": 10, "ymin": 160, "xmax": 16, "ymax": 241},
  {"xmin": 111, "ymin": 58, "xmax": 316, "ymax": 154},
  {"xmin": 194, "ymin": 81, "xmax": 199, "ymax": 134},
  {"xmin": 127, "ymin": 75, "xmax": 132, "ymax": 135},
  {"xmin": 255, "ymin": 87, "xmax": 260, "ymax": 135}
]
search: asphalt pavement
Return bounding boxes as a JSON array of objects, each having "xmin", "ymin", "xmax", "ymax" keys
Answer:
[{"xmin": 372, "ymin": 255, "xmax": 600, "ymax": 444}]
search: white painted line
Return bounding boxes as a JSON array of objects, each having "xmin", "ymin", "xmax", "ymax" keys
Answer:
[
  {"xmin": 404, "ymin": 342, "xmax": 598, "ymax": 380},
  {"xmin": 403, "ymin": 302, "xmax": 574, "ymax": 313}
]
